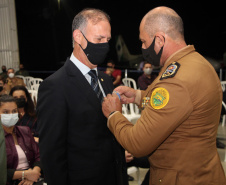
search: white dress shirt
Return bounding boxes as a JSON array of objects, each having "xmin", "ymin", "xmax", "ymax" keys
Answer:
[{"xmin": 70, "ymin": 53, "xmax": 106, "ymax": 97}]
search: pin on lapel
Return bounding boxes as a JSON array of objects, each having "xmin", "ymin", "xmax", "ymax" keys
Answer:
[{"xmin": 101, "ymin": 78, "xmax": 104, "ymax": 81}]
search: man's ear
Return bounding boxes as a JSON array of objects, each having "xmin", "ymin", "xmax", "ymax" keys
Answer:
[
  {"xmin": 73, "ymin": 29, "xmax": 82, "ymax": 45},
  {"xmin": 155, "ymin": 33, "xmax": 165, "ymax": 48}
]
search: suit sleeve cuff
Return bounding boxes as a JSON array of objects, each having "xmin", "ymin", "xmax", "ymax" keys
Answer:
[{"xmin": 107, "ymin": 111, "xmax": 120, "ymax": 128}]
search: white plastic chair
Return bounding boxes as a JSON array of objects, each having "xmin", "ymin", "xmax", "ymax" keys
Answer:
[
  {"xmin": 221, "ymin": 81, "xmax": 226, "ymax": 92},
  {"xmin": 29, "ymin": 78, "xmax": 43, "ymax": 86},
  {"xmin": 122, "ymin": 78, "xmax": 141, "ymax": 122},
  {"xmin": 30, "ymin": 84, "xmax": 40, "ymax": 91},
  {"xmin": 122, "ymin": 77, "xmax": 137, "ymax": 89},
  {"xmin": 221, "ymin": 81, "xmax": 226, "ymax": 126},
  {"xmin": 28, "ymin": 90, "xmax": 38, "ymax": 106},
  {"xmin": 127, "ymin": 166, "xmax": 141, "ymax": 185},
  {"xmin": 222, "ymin": 101, "xmax": 226, "ymax": 127},
  {"xmin": 24, "ymin": 76, "xmax": 34, "ymax": 90}
]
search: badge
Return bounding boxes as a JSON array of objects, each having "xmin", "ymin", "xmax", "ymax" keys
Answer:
[
  {"xmin": 150, "ymin": 87, "xmax": 169, "ymax": 109},
  {"xmin": 141, "ymin": 97, "xmax": 150, "ymax": 109},
  {"xmin": 160, "ymin": 62, "xmax": 180, "ymax": 80}
]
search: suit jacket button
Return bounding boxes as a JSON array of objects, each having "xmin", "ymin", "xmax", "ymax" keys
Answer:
[{"xmin": 159, "ymin": 179, "xmax": 162, "ymax": 183}]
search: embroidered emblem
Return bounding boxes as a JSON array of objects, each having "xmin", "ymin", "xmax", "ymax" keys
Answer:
[
  {"xmin": 141, "ymin": 97, "xmax": 150, "ymax": 109},
  {"xmin": 160, "ymin": 62, "xmax": 180, "ymax": 80},
  {"xmin": 150, "ymin": 87, "xmax": 169, "ymax": 109}
]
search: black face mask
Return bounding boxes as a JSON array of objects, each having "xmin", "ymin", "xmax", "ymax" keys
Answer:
[
  {"xmin": 142, "ymin": 36, "xmax": 164, "ymax": 67},
  {"xmin": 16, "ymin": 98, "xmax": 26, "ymax": 108},
  {"xmin": 79, "ymin": 31, "xmax": 109, "ymax": 65}
]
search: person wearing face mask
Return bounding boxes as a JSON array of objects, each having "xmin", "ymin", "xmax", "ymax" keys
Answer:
[
  {"xmin": 36, "ymin": 8, "xmax": 127, "ymax": 185},
  {"xmin": 9, "ymin": 85, "xmax": 38, "ymax": 143},
  {"xmin": 5, "ymin": 68, "xmax": 26, "ymax": 94},
  {"xmin": 0, "ymin": 76, "xmax": 8, "ymax": 95},
  {"xmin": 137, "ymin": 61, "xmax": 157, "ymax": 90},
  {"xmin": 0, "ymin": 94, "xmax": 42, "ymax": 185},
  {"xmin": 0, "ymin": 65, "xmax": 8, "ymax": 81},
  {"xmin": 105, "ymin": 60, "xmax": 122, "ymax": 87},
  {"xmin": 15, "ymin": 64, "xmax": 30, "ymax": 77},
  {"xmin": 102, "ymin": 6, "xmax": 226, "ymax": 185}
]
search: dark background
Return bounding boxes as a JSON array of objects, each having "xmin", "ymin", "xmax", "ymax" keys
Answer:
[{"xmin": 15, "ymin": 0, "xmax": 226, "ymax": 73}]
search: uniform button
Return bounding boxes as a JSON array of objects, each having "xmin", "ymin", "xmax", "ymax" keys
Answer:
[
  {"xmin": 159, "ymin": 179, "xmax": 162, "ymax": 183},
  {"xmin": 25, "ymin": 151, "xmax": 27, "ymax": 153}
]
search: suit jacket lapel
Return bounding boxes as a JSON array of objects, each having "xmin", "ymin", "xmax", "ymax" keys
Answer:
[
  {"xmin": 98, "ymin": 71, "xmax": 112, "ymax": 96},
  {"xmin": 64, "ymin": 58, "xmax": 101, "ymax": 108}
]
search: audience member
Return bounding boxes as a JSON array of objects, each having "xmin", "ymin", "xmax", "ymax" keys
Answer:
[
  {"xmin": 10, "ymin": 85, "xmax": 38, "ymax": 143},
  {"xmin": 15, "ymin": 64, "xmax": 29, "ymax": 77},
  {"xmin": 1, "ymin": 95, "xmax": 42, "ymax": 185},
  {"xmin": 0, "ymin": 65, "xmax": 8, "ymax": 80},
  {"xmin": 0, "ymin": 76, "xmax": 7, "ymax": 95},
  {"xmin": 126, "ymin": 150, "xmax": 150, "ymax": 185},
  {"xmin": 0, "ymin": 123, "xmax": 7, "ymax": 185},
  {"xmin": 106, "ymin": 59, "xmax": 122, "ymax": 87},
  {"xmin": 137, "ymin": 62, "xmax": 157, "ymax": 90},
  {"xmin": 5, "ymin": 68, "xmax": 26, "ymax": 94}
]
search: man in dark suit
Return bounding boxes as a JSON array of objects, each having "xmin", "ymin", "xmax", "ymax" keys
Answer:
[{"xmin": 37, "ymin": 8, "xmax": 127, "ymax": 185}]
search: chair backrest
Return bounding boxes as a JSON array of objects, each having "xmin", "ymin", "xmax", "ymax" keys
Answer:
[
  {"xmin": 28, "ymin": 90, "xmax": 38, "ymax": 106},
  {"xmin": 221, "ymin": 81, "xmax": 226, "ymax": 92},
  {"xmin": 30, "ymin": 84, "xmax": 40, "ymax": 91},
  {"xmin": 122, "ymin": 78, "xmax": 140, "ymax": 114},
  {"xmin": 29, "ymin": 78, "xmax": 43, "ymax": 86},
  {"xmin": 24, "ymin": 76, "xmax": 34, "ymax": 89},
  {"xmin": 122, "ymin": 78, "xmax": 137, "ymax": 89}
]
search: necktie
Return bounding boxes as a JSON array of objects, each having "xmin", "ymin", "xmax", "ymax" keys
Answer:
[{"xmin": 88, "ymin": 70, "xmax": 103, "ymax": 102}]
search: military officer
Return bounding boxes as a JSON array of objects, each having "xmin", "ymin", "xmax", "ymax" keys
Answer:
[{"xmin": 102, "ymin": 6, "xmax": 226, "ymax": 185}]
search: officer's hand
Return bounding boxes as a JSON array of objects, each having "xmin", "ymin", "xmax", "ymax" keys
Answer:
[
  {"xmin": 102, "ymin": 93, "xmax": 122, "ymax": 118},
  {"xmin": 114, "ymin": 86, "xmax": 137, "ymax": 104}
]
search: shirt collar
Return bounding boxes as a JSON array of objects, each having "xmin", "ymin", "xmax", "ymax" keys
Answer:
[
  {"xmin": 164, "ymin": 45, "xmax": 195, "ymax": 66},
  {"xmin": 70, "ymin": 53, "xmax": 98, "ymax": 75}
]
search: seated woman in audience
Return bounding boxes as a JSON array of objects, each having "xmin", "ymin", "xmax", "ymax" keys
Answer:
[
  {"xmin": 9, "ymin": 86, "xmax": 39, "ymax": 142},
  {"xmin": 1, "ymin": 94, "xmax": 42, "ymax": 185}
]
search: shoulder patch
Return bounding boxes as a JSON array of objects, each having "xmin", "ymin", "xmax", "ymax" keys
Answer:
[
  {"xmin": 150, "ymin": 87, "xmax": 169, "ymax": 109},
  {"xmin": 160, "ymin": 62, "xmax": 180, "ymax": 80}
]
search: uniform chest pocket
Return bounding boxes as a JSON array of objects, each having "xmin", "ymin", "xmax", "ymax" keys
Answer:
[{"xmin": 150, "ymin": 167, "xmax": 178, "ymax": 185}]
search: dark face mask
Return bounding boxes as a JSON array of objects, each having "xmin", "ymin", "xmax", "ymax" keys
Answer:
[
  {"xmin": 16, "ymin": 97, "xmax": 26, "ymax": 108},
  {"xmin": 142, "ymin": 36, "xmax": 164, "ymax": 67},
  {"xmin": 79, "ymin": 31, "xmax": 110, "ymax": 65},
  {"xmin": 0, "ymin": 86, "xmax": 3, "ymax": 92}
]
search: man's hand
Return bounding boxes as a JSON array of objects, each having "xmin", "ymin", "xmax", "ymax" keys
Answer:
[
  {"xmin": 114, "ymin": 86, "xmax": 141, "ymax": 105},
  {"xmin": 102, "ymin": 93, "xmax": 122, "ymax": 118},
  {"xmin": 125, "ymin": 150, "xmax": 134, "ymax": 163}
]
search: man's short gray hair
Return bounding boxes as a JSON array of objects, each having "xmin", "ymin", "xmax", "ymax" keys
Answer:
[{"xmin": 72, "ymin": 8, "xmax": 110, "ymax": 47}]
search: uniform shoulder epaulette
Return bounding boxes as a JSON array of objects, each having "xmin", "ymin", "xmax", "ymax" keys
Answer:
[{"xmin": 160, "ymin": 61, "xmax": 180, "ymax": 80}]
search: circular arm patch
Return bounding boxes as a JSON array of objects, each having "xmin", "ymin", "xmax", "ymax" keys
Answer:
[{"xmin": 150, "ymin": 87, "xmax": 169, "ymax": 109}]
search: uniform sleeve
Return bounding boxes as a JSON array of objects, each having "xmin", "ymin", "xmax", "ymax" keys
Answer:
[{"xmin": 108, "ymin": 79, "xmax": 193, "ymax": 157}]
